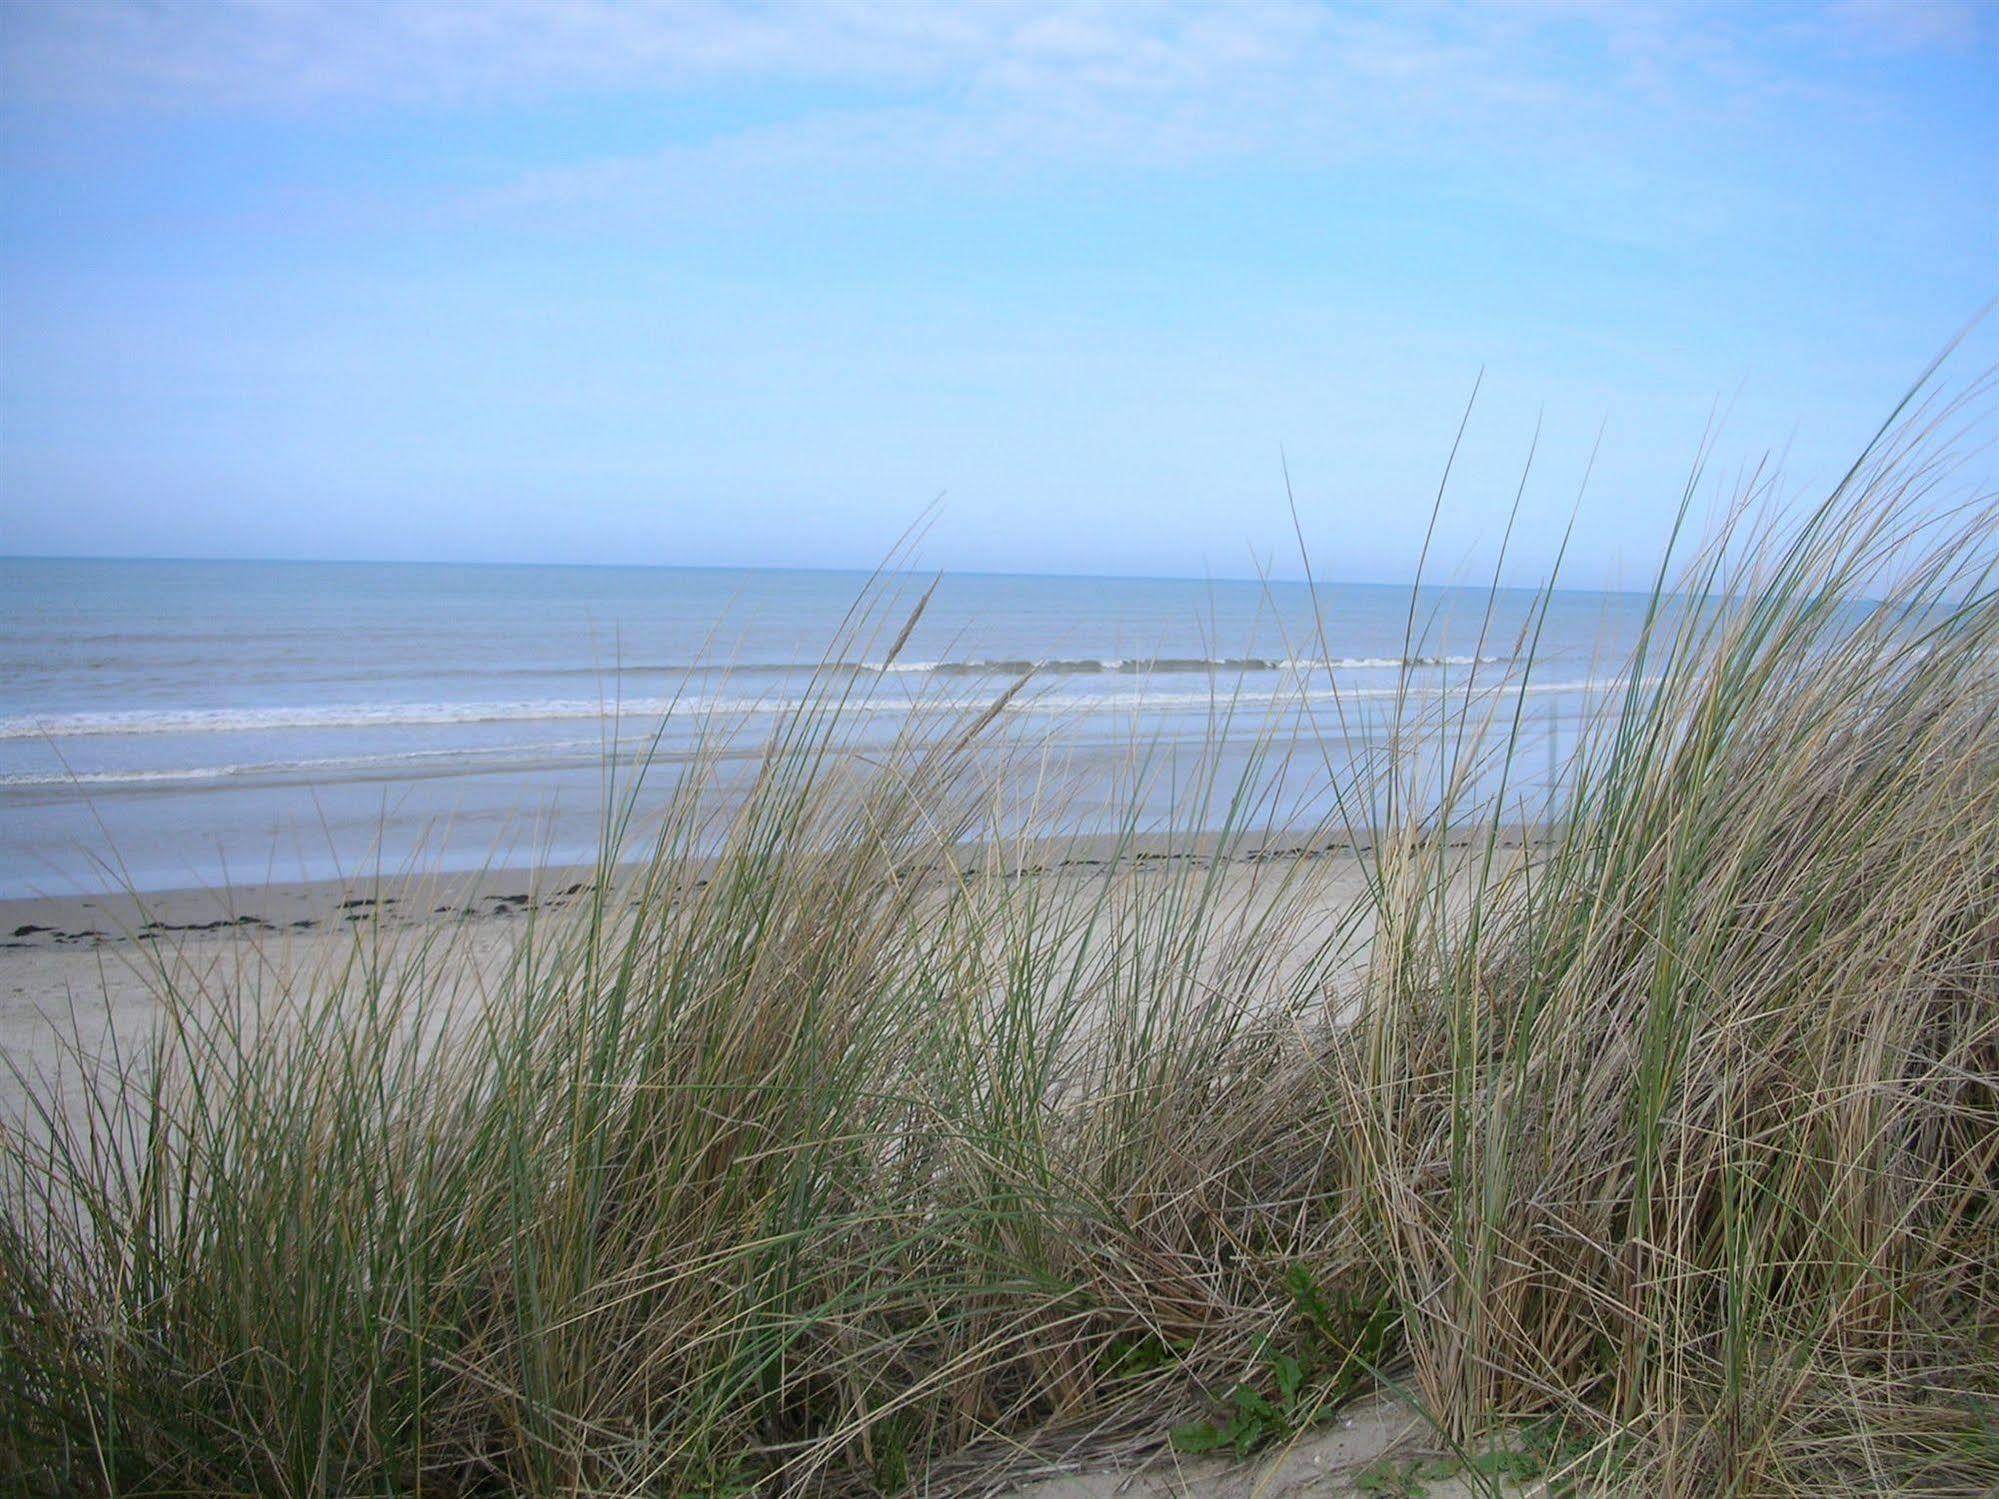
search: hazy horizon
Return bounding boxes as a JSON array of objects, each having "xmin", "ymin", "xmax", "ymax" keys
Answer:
[{"xmin": 0, "ymin": 549, "xmax": 1677, "ymax": 597}]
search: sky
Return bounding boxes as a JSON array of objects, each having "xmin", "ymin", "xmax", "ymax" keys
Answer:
[{"xmin": 1, "ymin": 1, "xmax": 1995, "ymax": 589}]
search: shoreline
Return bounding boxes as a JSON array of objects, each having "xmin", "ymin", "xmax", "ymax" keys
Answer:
[{"xmin": 0, "ymin": 824, "xmax": 1547, "ymax": 957}]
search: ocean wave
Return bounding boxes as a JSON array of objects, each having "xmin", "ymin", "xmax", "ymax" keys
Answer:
[
  {"xmin": 0, "ymin": 657, "xmax": 1515, "ymax": 739},
  {"xmin": 0, "ymin": 737, "xmax": 612, "ymax": 789},
  {"xmin": 7, "ymin": 653, "xmax": 1512, "ymax": 686},
  {"xmin": 0, "ymin": 699, "xmax": 707, "ymax": 740},
  {"xmin": 0, "ymin": 674, "xmax": 1620, "ymax": 748},
  {"xmin": 875, "ymin": 654, "xmax": 1505, "ymax": 676}
]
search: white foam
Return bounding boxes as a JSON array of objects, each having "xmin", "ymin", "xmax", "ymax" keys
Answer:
[
  {"xmin": 0, "ymin": 698, "xmax": 701, "ymax": 740},
  {"xmin": 0, "ymin": 675, "xmax": 1628, "ymax": 758},
  {"xmin": 0, "ymin": 737, "xmax": 612, "ymax": 789}
]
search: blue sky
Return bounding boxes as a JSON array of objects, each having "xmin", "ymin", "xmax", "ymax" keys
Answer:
[{"xmin": 2, "ymin": 1, "xmax": 1994, "ymax": 588}]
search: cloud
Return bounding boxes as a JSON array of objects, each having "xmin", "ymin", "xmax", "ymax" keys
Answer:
[
  {"xmin": 12, "ymin": 0, "xmax": 1980, "ymax": 117},
  {"xmin": 0, "ymin": 1, "xmax": 1321, "ymax": 109},
  {"xmin": 440, "ymin": 3, "xmax": 1746, "ymax": 217},
  {"xmin": 1824, "ymin": 0, "xmax": 1988, "ymax": 53},
  {"xmin": 6, "ymin": 0, "xmax": 1987, "ymax": 229}
]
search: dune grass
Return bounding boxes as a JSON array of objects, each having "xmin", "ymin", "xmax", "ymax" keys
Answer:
[{"xmin": 4, "ymin": 385, "xmax": 1999, "ymax": 1496}]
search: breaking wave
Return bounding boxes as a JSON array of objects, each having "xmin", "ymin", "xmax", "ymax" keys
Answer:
[{"xmin": 2, "ymin": 673, "xmax": 1615, "ymax": 748}]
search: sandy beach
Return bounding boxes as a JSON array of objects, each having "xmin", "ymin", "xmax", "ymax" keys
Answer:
[
  {"xmin": 0, "ymin": 831, "xmax": 1420, "ymax": 1121},
  {"xmin": 1, "ymin": 874, "xmax": 525, "ymax": 1128}
]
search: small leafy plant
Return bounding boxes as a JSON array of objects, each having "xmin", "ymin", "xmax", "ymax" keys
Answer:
[{"xmin": 1171, "ymin": 1265, "xmax": 1399, "ymax": 1457}]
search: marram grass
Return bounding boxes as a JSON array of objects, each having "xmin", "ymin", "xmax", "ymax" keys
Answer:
[{"xmin": 5, "ymin": 388, "xmax": 1999, "ymax": 1496}]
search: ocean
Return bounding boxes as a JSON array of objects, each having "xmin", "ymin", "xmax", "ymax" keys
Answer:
[{"xmin": 0, "ymin": 559, "xmax": 1651, "ymax": 897}]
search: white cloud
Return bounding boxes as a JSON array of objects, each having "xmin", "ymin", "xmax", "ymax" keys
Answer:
[
  {"xmin": 1825, "ymin": 0, "xmax": 1987, "ymax": 53},
  {"xmin": 4, "ymin": 0, "xmax": 1987, "ymax": 220},
  {"xmin": 0, "ymin": 1, "xmax": 1321, "ymax": 109},
  {"xmin": 12, "ymin": 0, "xmax": 1979, "ymax": 116}
]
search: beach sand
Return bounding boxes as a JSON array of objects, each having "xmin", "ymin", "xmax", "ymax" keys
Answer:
[
  {"xmin": 0, "ymin": 822, "xmax": 1545, "ymax": 1134},
  {"xmin": 1, "ymin": 863, "xmax": 551, "ymax": 1121},
  {"xmin": 0, "ymin": 833, "xmax": 1392, "ymax": 1109},
  {"xmin": 1004, "ymin": 1391, "xmax": 1508, "ymax": 1498}
]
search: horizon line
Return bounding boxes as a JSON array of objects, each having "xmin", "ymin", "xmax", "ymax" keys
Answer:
[{"xmin": 0, "ymin": 551, "xmax": 1655, "ymax": 598}]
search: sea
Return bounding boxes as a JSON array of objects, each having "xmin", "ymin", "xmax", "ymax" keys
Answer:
[{"xmin": 0, "ymin": 559, "xmax": 1653, "ymax": 898}]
